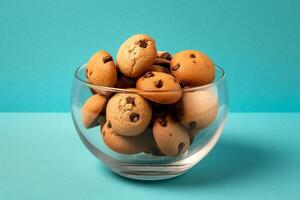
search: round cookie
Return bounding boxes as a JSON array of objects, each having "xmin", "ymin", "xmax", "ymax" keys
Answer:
[
  {"xmin": 153, "ymin": 113, "xmax": 190, "ymax": 157},
  {"xmin": 176, "ymin": 90, "xmax": 218, "ymax": 138},
  {"xmin": 102, "ymin": 122, "xmax": 154, "ymax": 154},
  {"xmin": 170, "ymin": 50, "xmax": 215, "ymax": 86},
  {"xmin": 136, "ymin": 71, "xmax": 182, "ymax": 104},
  {"xmin": 86, "ymin": 50, "xmax": 117, "ymax": 87},
  {"xmin": 116, "ymin": 34, "xmax": 157, "ymax": 78},
  {"xmin": 81, "ymin": 94, "xmax": 107, "ymax": 128},
  {"xmin": 106, "ymin": 93, "xmax": 152, "ymax": 136}
]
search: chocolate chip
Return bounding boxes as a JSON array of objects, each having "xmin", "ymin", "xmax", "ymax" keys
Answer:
[
  {"xmin": 154, "ymin": 80, "xmax": 163, "ymax": 88},
  {"xmin": 190, "ymin": 54, "xmax": 196, "ymax": 58},
  {"xmin": 144, "ymin": 71, "xmax": 155, "ymax": 78},
  {"xmin": 158, "ymin": 115, "xmax": 167, "ymax": 127},
  {"xmin": 169, "ymin": 133, "xmax": 173, "ymax": 136},
  {"xmin": 161, "ymin": 52, "xmax": 172, "ymax": 60},
  {"xmin": 177, "ymin": 143, "xmax": 185, "ymax": 155},
  {"xmin": 192, "ymin": 60, "xmax": 196, "ymax": 63},
  {"xmin": 107, "ymin": 121, "xmax": 112, "ymax": 129},
  {"xmin": 171, "ymin": 63, "xmax": 180, "ymax": 71},
  {"xmin": 103, "ymin": 56, "xmax": 113, "ymax": 64},
  {"xmin": 126, "ymin": 96, "xmax": 135, "ymax": 106},
  {"xmin": 137, "ymin": 40, "xmax": 148, "ymax": 48},
  {"xmin": 129, "ymin": 113, "xmax": 140, "ymax": 122},
  {"xmin": 189, "ymin": 121, "xmax": 197, "ymax": 130},
  {"xmin": 89, "ymin": 70, "xmax": 93, "ymax": 77}
]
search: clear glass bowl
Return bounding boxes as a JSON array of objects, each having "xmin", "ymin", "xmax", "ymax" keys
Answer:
[{"xmin": 71, "ymin": 64, "xmax": 228, "ymax": 180}]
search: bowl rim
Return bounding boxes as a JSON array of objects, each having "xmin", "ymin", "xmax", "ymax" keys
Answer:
[{"xmin": 74, "ymin": 64, "xmax": 226, "ymax": 92}]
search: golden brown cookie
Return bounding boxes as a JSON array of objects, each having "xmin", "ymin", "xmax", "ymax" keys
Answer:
[
  {"xmin": 116, "ymin": 34, "xmax": 157, "ymax": 78},
  {"xmin": 170, "ymin": 50, "xmax": 215, "ymax": 86},
  {"xmin": 86, "ymin": 50, "xmax": 117, "ymax": 87},
  {"xmin": 136, "ymin": 71, "xmax": 182, "ymax": 104},
  {"xmin": 106, "ymin": 93, "xmax": 152, "ymax": 136},
  {"xmin": 176, "ymin": 90, "xmax": 218, "ymax": 138},
  {"xmin": 153, "ymin": 113, "xmax": 190, "ymax": 157},
  {"xmin": 102, "ymin": 122, "xmax": 154, "ymax": 154},
  {"xmin": 81, "ymin": 94, "xmax": 107, "ymax": 128}
]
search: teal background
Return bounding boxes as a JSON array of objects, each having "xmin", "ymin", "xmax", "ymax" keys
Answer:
[{"xmin": 0, "ymin": 0, "xmax": 299, "ymax": 112}]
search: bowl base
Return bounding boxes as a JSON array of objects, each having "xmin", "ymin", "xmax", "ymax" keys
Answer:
[
  {"xmin": 107, "ymin": 163, "xmax": 194, "ymax": 181},
  {"xmin": 115, "ymin": 170, "xmax": 186, "ymax": 181}
]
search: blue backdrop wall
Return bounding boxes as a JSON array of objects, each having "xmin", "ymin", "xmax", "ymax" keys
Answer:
[{"xmin": 0, "ymin": 0, "xmax": 299, "ymax": 112}]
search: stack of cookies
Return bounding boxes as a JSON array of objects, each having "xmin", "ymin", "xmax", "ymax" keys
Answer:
[{"xmin": 81, "ymin": 34, "xmax": 218, "ymax": 157}]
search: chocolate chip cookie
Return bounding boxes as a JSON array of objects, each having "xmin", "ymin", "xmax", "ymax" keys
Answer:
[
  {"xmin": 116, "ymin": 34, "xmax": 157, "ymax": 78},
  {"xmin": 136, "ymin": 71, "xmax": 182, "ymax": 104},
  {"xmin": 81, "ymin": 94, "xmax": 107, "ymax": 128},
  {"xmin": 170, "ymin": 50, "xmax": 215, "ymax": 86},
  {"xmin": 153, "ymin": 113, "xmax": 190, "ymax": 157},
  {"xmin": 176, "ymin": 90, "xmax": 218, "ymax": 138},
  {"xmin": 102, "ymin": 122, "xmax": 154, "ymax": 154},
  {"xmin": 106, "ymin": 93, "xmax": 152, "ymax": 136},
  {"xmin": 86, "ymin": 50, "xmax": 117, "ymax": 87}
]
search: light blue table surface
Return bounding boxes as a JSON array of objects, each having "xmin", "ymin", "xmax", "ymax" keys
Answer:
[{"xmin": 1, "ymin": 113, "xmax": 299, "ymax": 200}]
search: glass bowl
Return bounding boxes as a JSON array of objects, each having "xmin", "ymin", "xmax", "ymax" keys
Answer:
[{"xmin": 71, "ymin": 64, "xmax": 228, "ymax": 180}]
